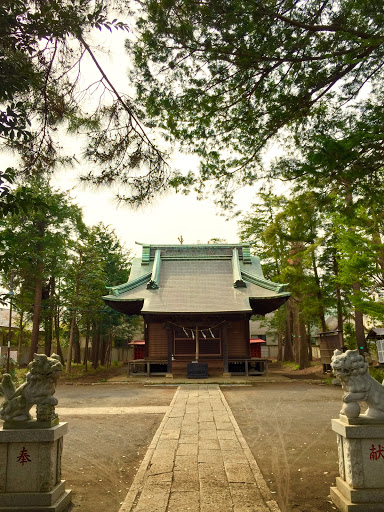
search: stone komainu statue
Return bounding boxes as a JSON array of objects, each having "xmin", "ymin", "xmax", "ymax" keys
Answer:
[
  {"xmin": 0, "ymin": 353, "xmax": 62, "ymax": 424},
  {"xmin": 331, "ymin": 349, "xmax": 384, "ymax": 419}
]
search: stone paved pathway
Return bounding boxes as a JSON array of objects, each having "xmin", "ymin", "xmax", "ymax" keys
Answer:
[
  {"xmin": 58, "ymin": 406, "xmax": 168, "ymax": 415},
  {"xmin": 119, "ymin": 385, "xmax": 280, "ymax": 512}
]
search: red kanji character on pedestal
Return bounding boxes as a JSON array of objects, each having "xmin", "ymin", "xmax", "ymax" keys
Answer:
[
  {"xmin": 370, "ymin": 444, "xmax": 378, "ymax": 460},
  {"xmin": 377, "ymin": 444, "xmax": 384, "ymax": 460},
  {"xmin": 17, "ymin": 447, "xmax": 31, "ymax": 466}
]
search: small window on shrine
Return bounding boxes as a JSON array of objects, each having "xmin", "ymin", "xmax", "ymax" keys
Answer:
[
  {"xmin": 173, "ymin": 326, "xmax": 221, "ymax": 356},
  {"xmin": 174, "ymin": 327, "xmax": 191, "ymax": 339},
  {"xmin": 174, "ymin": 327, "xmax": 196, "ymax": 356},
  {"xmin": 199, "ymin": 327, "xmax": 221, "ymax": 356}
]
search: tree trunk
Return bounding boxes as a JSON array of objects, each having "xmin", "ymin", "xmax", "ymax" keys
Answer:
[
  {"xmin": 343, "ymin": 181, "xmax": 367, "ymax": 353},
  {"xmin": 312, "ymin": 251, "xmax": 327, "ymax": 332},
  {"xmin": 298, "ymin": 311, "xmax": 309, "ymax": 369},
  {"xmin": 54, "ymin": 307, "xmax": 64, "ymax": 364},
  {"xmin": 292, "ymin": 302, "xmax": 300, "ymax": 364},
  {"xmin": 52, "ymin": 277, "xmax": 64, "ymax": 364},
  {"xmin": 66, "ymin": 314, "xmax": 76, "ymax": 372},
  {"xmin": 352, "ymin": 282, "xmax": 368, "ymax": 354},
  {"xmin": 29, "ymin": 260, "xmax": 43, "ymax": 362},
  {"xmin": 105, "ymin": 329, "xmax": 113, "ymax": 368},
  {"xmin": 333, "ymin": 255, "xmax": 344, "ymax": 347},
  {"xmin": 29, "ymin": 219, "xmax": 46, "ymax": 362},
  {"xmin": 277, "ymin": 330, "xmax": 283, "ymax": 361},
  {"xmin": 100, "ymin": 333, "xmax": 106, "ymax": 366},
  {"xmin": 307, "ymin": 323, "xmax": 312, "ymax": 362},
  {"xmin": 283, "ymin": 302, "xmax": 294, "ymax": 361},
  {"xmin": 92, "ymin": 326, "xmax": 99, "ymax": 370},
  {"xmin": 45, "ymin": 276, "xmax": 55, "ymax": 357},
  {"xmin": 84, "ymin": 319, "xmax": 90, "ymax": 372},
  {"xmin": 17, "ymin": 310, "xmax": 24, "ymax": 366},
  {"xmin": 44, "ymin": 316, "xmax": 52, "ymax": 356},
  {"xmin": 372, "ymin": 222, "xmax": 384, "ymax": 272},
  {"xmin": 73, "ymin": 323, "xmax": 81, "ymax": 363}
]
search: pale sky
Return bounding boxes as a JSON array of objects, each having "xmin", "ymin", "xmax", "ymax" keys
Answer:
[
  {"xmin": 51, "ymin": 159, "xmax": 257, "ymax": 257},
  {"xmin": 7, "ymin": 23, "xmax": 284, "ymax": 259},
  {"xmin": 47, "ymin": 28, "xmax": 267, "ymax": 257}
]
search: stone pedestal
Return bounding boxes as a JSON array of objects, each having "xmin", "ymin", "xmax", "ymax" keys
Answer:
[
  {"xmin": 331, "ymin": 417, "xmax": 384, "ymax": 511},
  {"xmin": 0, "ymin": 423, "xmax": 72, "ymax": 511}
]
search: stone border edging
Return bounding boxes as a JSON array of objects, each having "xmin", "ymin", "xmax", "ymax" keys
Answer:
[
  {"xmin": 217, "ymin": 387, "xmax": 281, "ymax": 512},
  {"xmin": 118, "ymin": 386, "xmax": 181, "ymax": 512},
  {"xmin": 118, "ymin": 385, "xmax": 281, "ymax": 512}
]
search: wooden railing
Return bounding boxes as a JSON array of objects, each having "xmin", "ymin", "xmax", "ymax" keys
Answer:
[
  {"xmin": 127, "ymin": 360, "xmax": 168, "ymax": 376},
  {"xmin": 127, "ymin": 357, "xmax": 269, "ymax": 376},
  {"xmin": 228, "ymin": 358, "xmax": 268, "ymax": 376}
]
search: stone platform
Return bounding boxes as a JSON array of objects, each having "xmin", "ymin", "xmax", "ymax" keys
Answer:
[
  {"xmin": 0, "ymin": 423, "xmax": 72, "ymax": 512},
  {"xmin": 331, "ymin": 418, "xmax": 384, "ymax": 511},
  {"xmin": 119, "ymin": 384, "xmax": 280, "ymax": 512}
]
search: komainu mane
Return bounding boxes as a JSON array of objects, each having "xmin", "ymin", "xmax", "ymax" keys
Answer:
[
  {"xmin": 331, "ymin": 349, "xmax": 384, "ymax": 419},
  {"xmin": 0, "ymin": 353, "xmax": 62, "ymax": 424}
]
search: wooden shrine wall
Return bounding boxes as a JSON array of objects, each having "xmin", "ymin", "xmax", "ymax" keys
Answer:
[
  {"xmin": 146, "ymin": 315, "xmax": 250, "ymax": 360},
  {"xmin": 147, "ymin": 321, "xmax": 168, "ymax": 359},
  {"xmin": 227, "ymin": 318, "xmax": 250, "ymax": 358}
]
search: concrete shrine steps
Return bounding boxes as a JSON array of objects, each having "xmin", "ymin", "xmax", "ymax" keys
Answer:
[
  {"xmin": 171, "ymin": 360, "xmax": 224, "ymax": 375},
  {"xmin": 118, "ymin": 384, "xmax": 280, "ymax": 512},
  {"xmin": 106, "ymin": 375, "xmax": 291, "ymax": 385}
]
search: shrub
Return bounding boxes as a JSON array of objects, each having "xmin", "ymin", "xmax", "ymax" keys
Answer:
[{"xmin": 369, "ymin": 367, "xmax": 384, "ymax": 383}]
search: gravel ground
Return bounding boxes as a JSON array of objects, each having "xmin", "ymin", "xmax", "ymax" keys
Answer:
[
  {"xmin": 1, "ymin": 379, "xmax": 344, "ymax": 512},
  {"xmin": 57, "ymin": 384, "xmax": 176, "ymax": 512},
  {"xmin": 222, "ymin": 382, "xmax": 343, "ymax": 512}
]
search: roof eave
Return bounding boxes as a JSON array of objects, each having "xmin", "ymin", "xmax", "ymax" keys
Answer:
[
  {"xmin": 249, "ymin": 293, "xmax": 291, "ymax": 316},
  {"xmin": 103, "ymin": 298, "xmax": 144, "ymax": 315}
]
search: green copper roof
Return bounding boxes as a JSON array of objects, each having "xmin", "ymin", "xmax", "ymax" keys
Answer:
[
  {"xmin": 147, "ymin": 249, "xmax": 161, "ymax": 289},
  {"xmin": 241, "ymin": 270, "xmax": 288, "ymax": 293},
  {"xmin": 232, "ymin": 248, "xmax": 246, "ymax": 288},
  {"xmin": 136, "ymin": 242, "xmax": 253, "ymax": 264},
  {"xmin": 106, "ymin": 272, "xmax": 152, "ymax": 297},
  {"xmin": 104, "ymin": 243, "xmax": 290, "ymax": 314}
]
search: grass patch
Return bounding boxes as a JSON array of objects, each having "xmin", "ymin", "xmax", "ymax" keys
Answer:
[
  {"xmin": 274, "ymin": 361, "xmax": 298, "ymax": 369},
  {"xmin": 62, "ymin": 362, "xmax": 124, "ymax": 381},
  {"xmin": 369, "ymin": 367, "xmax": 384, "ymax": 383},
  {"xmin": 323, "ymin": 377, "xmax": 335, "ymax": 385},
  {"xmin": 0, "ymin": 367, "xmax": 28, "ymax": 395},
  {"xmin": 275, "ymin": 361, "xmax": 301, "ymax": 371}
]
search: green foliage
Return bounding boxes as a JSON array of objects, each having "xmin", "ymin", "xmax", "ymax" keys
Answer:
[
  {"xmin": 343, "ymin": 323, "xmax": 357, "ymax": 350},
  {"xmin": 0, "ymin": 180, "xmax": 135, "ymax": 362},
  {"xmin": 1, "ymin": 0, "xmax": 168, "ymax": 217},
  {"xmin": 0, "ymin": 179, "xmax": 83, "ymax": 278},
  {"xmin": 239, "ymin": 190, "xmax": 330, "ymax": 328},
  {"xmin": 60, "ymin": 362, "xmax": 123, "ymax": 381},
  {"xmin": 0, "ymin": 169, "xmax": 39, "ymax": 219},
  {"xmin": 274, "ymin": 104, "xmax": 384, "ymax": 324},
  {"xmin": 369, "ymin": 367, "xmax": 384, "ymax": 384},
  {"xmin": 61, "ymin": 222, "xmax": 131, "ymax": 329},
  {"xmin": 129, "ymin": 0, "xmax": 384, "ymax": 204}
]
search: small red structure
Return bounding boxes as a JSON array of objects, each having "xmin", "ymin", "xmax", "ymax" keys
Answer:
[
  {"xmin": 129, "ymin": 340, "xmax": 145, "ymax": 360},
  {"xmin": 250, "ymin": 338, "xmax": 266, "ymax": 358}
]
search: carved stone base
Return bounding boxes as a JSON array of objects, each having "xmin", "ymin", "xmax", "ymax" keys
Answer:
[
  {"xmin": 0, "ymin": 481, "xmax": 72, "ymax": 511},
  {"xmin": 331, "ymin": 478, "xmax": 384, "ymax": 511},
  {"xmin": 331, "ymin": 418, "xmax": 384, "ymax": 511},
  {"xmin": 0, "ymin": 423, "xmax": 71, "ymax": 511},
  {"xmin": 3, "ymin": 418, "xmax": 59, "ymax": 430}
]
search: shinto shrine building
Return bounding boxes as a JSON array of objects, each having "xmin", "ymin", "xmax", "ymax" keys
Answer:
[{"xmin": 103, "ymin": 243, "xmax": 290, "ymax": 377}]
